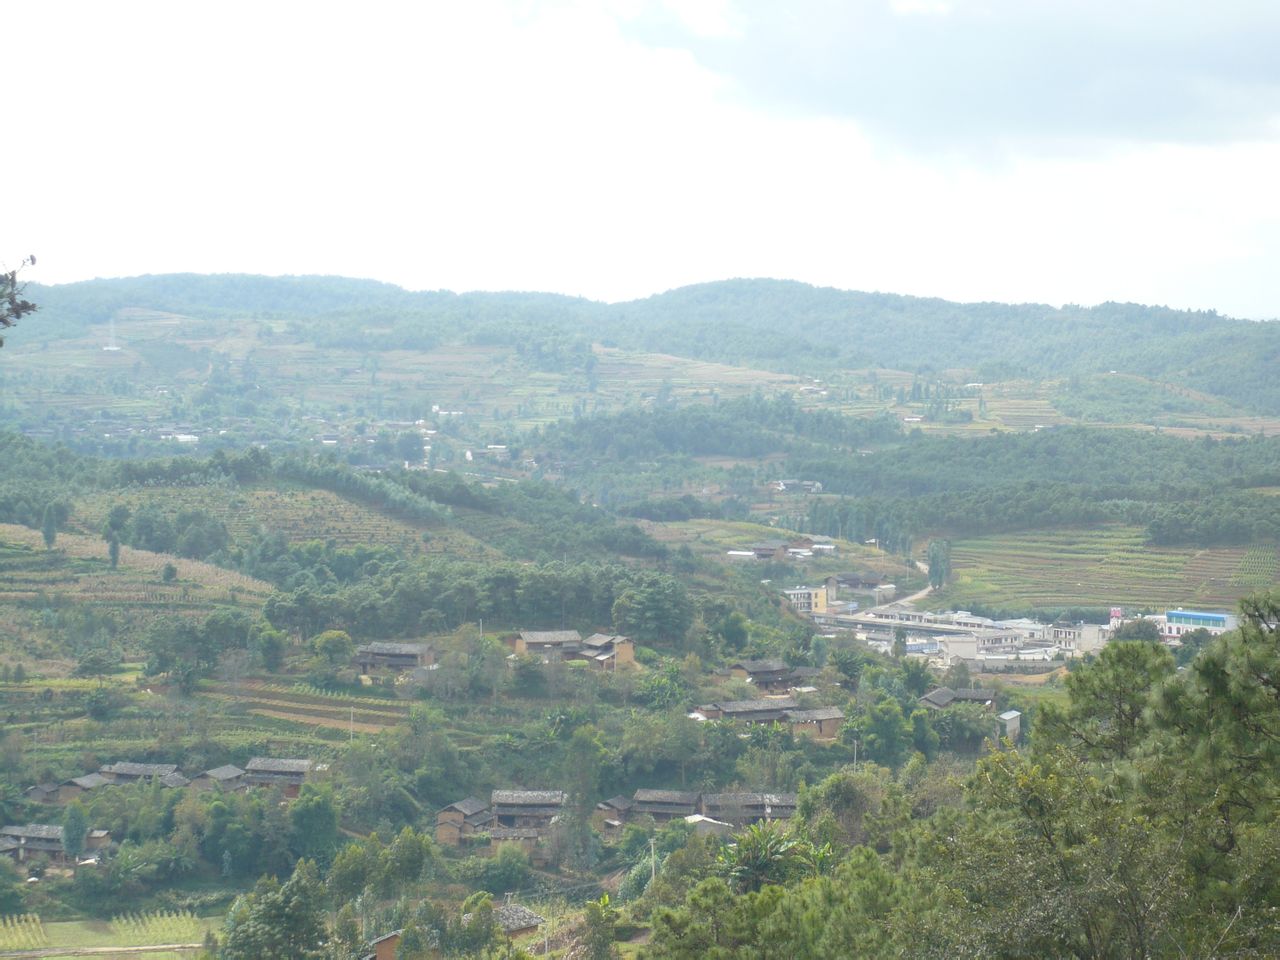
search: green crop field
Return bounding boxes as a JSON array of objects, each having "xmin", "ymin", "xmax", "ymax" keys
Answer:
[
  {"xmin": 0, "ymin": 910, "xmax": 217, "ymax": 956},
  {"xmin": 932, "ymin": 526, "xmax": 1280, "ymax": 613}
]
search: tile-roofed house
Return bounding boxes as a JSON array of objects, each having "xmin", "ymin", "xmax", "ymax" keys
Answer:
[
  {"xmin": 574, "ymin": 634, "xmax": 636, "ymax": 670},
  {"xmin": 363, "ymin": 929, "xmax": 402, "ymax": 960},
  {"xmin": 491, "ymin": 790, "xmax": 565, "ymax": 829},
  {"xmin": 99, "ymin": 762, "xmax": 178, "ymax": 783},
  {"xmin": 486, "ymin": 828, "xmax": 548, "ymax": 865},
  {"xmin": 160, "ymin": 771, "xmax": 191, "ymax": 789},
  {"xmin": 494, "ymin": 903, "xmax": 545, "ymax": 936},
  {"xmin": 436, "ymin": 797, "xmax": 495, "ymax": 846},
  {"xmin": 23, "ymin": 784, "xmax": 58, "ymax": 804},
  {"xmin": 631, "ymin": 789, "xmax": 700, "ymax": 821},
  {"xmin": 919, "ymin": 687, "xmax": 996, "ymax": 710},
  {"xmin": 749, "ymin": 540, "xmax": 789, "ymax": 560},
  {"xmin": 192, "ymin": 765, "xmax": 246, "ymax": 791},
  {"xmin": 729, "ymin": 660, "xmax": 794, "ymax": 691},
  {"xmin": 697, "ymin": 698, "xmax": 798, "ymax": 723},
  {"xmin": 354, "ymin": 641, "xmax": 434, "ymax": 674},
  {"xmin": 1, "ymin": 824, "xmax": 65, "ymax": 861},
  {"xmin": 508, "ymin": 631, "xmax": 583, "ymax": 659},
  {"xmin": 244, "ymin": 757, "xmax": 314, "ymax": 797},
  {"xmin": 58, "ymin": 772, "xmax": 112, "ymax": 803},
  {"xmin": 701, "ymin": 793, "xmax": 798, "ymax": 824},
  {"xmin": 784, "ymin": 706, "xmax": 846, "ymax": 740}
]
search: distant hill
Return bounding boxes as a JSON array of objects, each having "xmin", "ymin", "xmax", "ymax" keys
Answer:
[{"xmin": 24, "ymin": 273, "xmax": 1280, "ymax": 413}]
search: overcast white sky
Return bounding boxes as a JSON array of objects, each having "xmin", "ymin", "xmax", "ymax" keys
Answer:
[{"xmin": 8, "ymin": 0, "xmax": 1280, "ymax": 317}]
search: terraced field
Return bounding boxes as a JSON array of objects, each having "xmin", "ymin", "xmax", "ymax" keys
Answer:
[
  {"xmin": 934, "ymin": 526, "xmax": 1280, "ymax": 613},
  {"xmin": 204, "ymin": 681, "xmax": 412, "ymax": 733},
  {"xmin": 0, "ymin": 524, "xmax": 271, "ymax": 607}
]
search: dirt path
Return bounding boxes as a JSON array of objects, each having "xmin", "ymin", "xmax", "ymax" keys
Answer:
[
  {"xmin": 0, "ymin": 945, "xmax": 202, "ymax": 958},
  {"xmin": 900, "ymin": 561, "xmax": 933, "ymax": 604}
]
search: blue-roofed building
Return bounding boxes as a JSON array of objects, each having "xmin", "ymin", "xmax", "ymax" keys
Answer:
[{"xmin": 1164, "ymin": 609, "xmax": 1236, "ymax": 639}]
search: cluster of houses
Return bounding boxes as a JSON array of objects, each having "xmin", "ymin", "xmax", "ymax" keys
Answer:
[
  {"xmin": 22, "ymin": 757, "xmax": 319, "ymax": 807},
  {"xmin": 436, "ymin": 786, "xmax": 800, "ymax": 860},
  {"xmin": 352, "ymin": 632, "xmax": 636, "ymax": 683},
  {"xmin": 728, "ymin": 536, "xmax": 839, "ymax": 563},
  {"xmin": 806, "ymin": 601, "xmax": 1110, "ymax": 664}
]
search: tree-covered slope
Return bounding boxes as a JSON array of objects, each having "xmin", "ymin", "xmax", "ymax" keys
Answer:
[{"xmin": 22, "ymin": 273, "xmax": 1280, "ymax": 413}]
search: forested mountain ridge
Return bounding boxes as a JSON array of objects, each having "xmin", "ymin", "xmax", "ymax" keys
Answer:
[{"xmin": 23, "ymin": 273, "xmax": 1280, "ymax": 413}]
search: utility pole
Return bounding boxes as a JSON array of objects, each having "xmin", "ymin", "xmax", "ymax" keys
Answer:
[{"xmin": 650, "ymin": 837, "xmax": 657, "ymax": 884}]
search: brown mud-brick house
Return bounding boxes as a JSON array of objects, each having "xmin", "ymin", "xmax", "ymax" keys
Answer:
[
  {"xmin": 631, "ymin": 789, "xmax": 700, "ymax": 822},
  {"xmin": 57, "ymin": 772, "xmax": 112, "ymax": 803},
  {"xmin": 244, "ymin": 757, "xmax": 314, "ymax": 798},
  {"xmin": 918, "ymin": 687, "xmax": 996, "ymax": 711},
  {"xmin": 506, "ymin": 630, "xmax": 583, "ymax": 661},
  {"xmin": 191, "ymin": 765, "xmax": 246, "ymax": 792},
  {"xmin": 99, "ymin": 762, "xmax": 178, "ymax": 784},
  {"xmin": 696, "ymin": 697, "xmax": 798, "ymax": 723},
  {"xmin": 700, "ymin": 793, "xmax": 798, "ymax": 825},
  {"xmin": 23, "ymin": 784, "xmax": 59, "ymax": 805},
  {"xmin": 491, "ymin": 790, "xmax": 565, "ymax": 830},
  {"xmin": 594, "ymin": 795, "xmax": 633, "ymax": 830},
  {"xmin": 436, "ymin": 797, "xmax": 495, "ymax": 846},
  {"xmin": 487, "ymin": 827, "xmax": 548, "ymax": 866},
  {"xmin": 494, "ymin": 903, "xmax": 545, "ymax": 938},
  {"xmin": 362, "ymin": 929, "xmax": 401, "ymax": 960},
  {"xmin": 0, "ymin": 824, "xmax": 66, "ymax": 862},
  {"xmin": 785, "ymin": 706, "xmax": 845, "ymax": 741},
  {"xmin": 576, "ymin": 634, "xmax": 635, "ymax": 670},
  {"xmin": 729, "ymin": 659, "xmax": 794, "ymax": 691},
  {"xmin": 353, "ymin": 642, "xmax": 434, "ymax": 674},
  {"xmin": 0, "ymin": 823, "xmax": 107, "ymax": 862}
]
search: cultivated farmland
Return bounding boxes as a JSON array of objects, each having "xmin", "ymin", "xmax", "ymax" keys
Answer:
[{"xmin": 933, "ymin": 526, "xmax": 1280, "ymax": 613}]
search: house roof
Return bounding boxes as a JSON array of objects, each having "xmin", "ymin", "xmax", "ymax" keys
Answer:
[
  {"xmin": 920, "ymin": 687, "xmax": 996, "ymax": 709},
  {"xmin": 633, "ymin": 789, "xmax": 699, "ymax": 806},
  {"xmin": 100, "ymin": 762, "xmax": 178, "ymax": 778},
  {"xmin": 598, "ymin": 795, "xmax": 633, "ymax": 811},
  {"xmin": 65, "ymin": 773, "xmax": 111, "ymax": 790},
  {"xmin": 246, "ymin": 757, "xmax": 314, "ymax": 774},
  {"xmin": 368, "ymin": 930, "xmax": 403, "ymax": 946},
  {"xmin": 2, "ymin": 824, "xmax": 64, "ymax": 841},
  {"xmin": 583, "ymin": 633, "xmax": 628, "ymax": 648},
  {"xmin": 785, "ymin": 707, "xmax": 845, "ymax": 722},
  {"xmin": 203, "ymin": 764, "xmax": 245, "ymax": 781},
  {"xmin": 712, "ymin": 697, "xmax": 798, "ymax": 715},
  {"xmin": 518, "ymin": 630, "xmax": 582, "ymax": 646},
  {"xmin": 160, "ymin": 772, "xmax": 191, "ymax": 788},
  {"xmin": 999, "ymin": 710, "xmax": 1022, "ymax": 721},
  {"xmin": 732, "ymin": 659, "xmax": 790, "ymax": 674},
  {"xmin": 492, "ymin": 790, "xmax": 565, "ymax": 806},
  {"xmin": 442, "ymin": 796, "xmax": 489, "ymax": 817},
  {"xmin": 495, "ymin": 904, "xmax": 545, "ymax": 933},
  {"xmin": 750, "ymin": 540, "xmax": 788, "ymax": 550},
  {"xmin": 702, "ymin": 792, "xmax": 797, "ymax": 808},
  {"xmin": 356, "ymin": 641, "xmax": 431, "ymax": 656}
]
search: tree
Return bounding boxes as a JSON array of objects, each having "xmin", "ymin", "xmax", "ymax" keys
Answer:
[
  {"xmin": 41, "ymin": 504, "xmax": 57, "ymax": 549},
  {"xmin": 0, "ymin": 257, "xmax": 36, "ymax": 347},
  {"xmin": 1037, "ymin": 640, "xmax": 1175, "ymax": 762},
  {"xmin": 311, "ymin": 629, "xmax": 354, "ymax": 667},
  {"xmin": 289, "ymin": 785, "xmax": 340, "ymax": 864},
  {"xmin": 107, "ymin": 533, "xmax": 120, "ymax": 569},
  {"xmin": 62, "ymin": 802, "xmax": 88, "ymax": 862},
  {"xmin": 219, "ymin": 860, "xmax": 327, "ymax": 960},
  {"xmin": 583, "ymin": 894, "xmax": 620, "ymax": 960}
]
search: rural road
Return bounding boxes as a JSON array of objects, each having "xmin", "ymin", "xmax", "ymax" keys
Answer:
[
  {"xmin": 900, "ymin": 560, "xmax": 933, "ymax": 604},
  {"xmin": 0, "ymin": 945, "xmax": 202, "ymax": 958}
]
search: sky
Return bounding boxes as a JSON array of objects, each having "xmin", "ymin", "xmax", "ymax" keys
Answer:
[{"xmin": 8, "ymin": 0, "xmax": 1280, "ymax": 317}]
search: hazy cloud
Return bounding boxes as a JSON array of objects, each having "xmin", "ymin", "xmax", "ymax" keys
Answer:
[{"xmin": 620, "ymin": 1, "xmax": 1280, "ymax": 153}]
